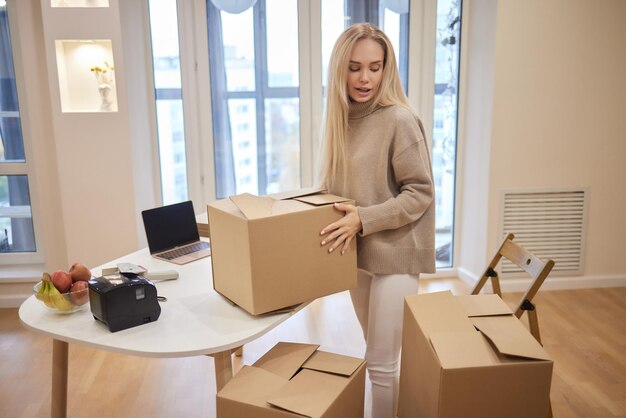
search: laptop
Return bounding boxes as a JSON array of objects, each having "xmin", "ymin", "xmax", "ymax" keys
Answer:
[{"xmin": 141, "ymin": 201, "xmax": 211, "ymax": 265}]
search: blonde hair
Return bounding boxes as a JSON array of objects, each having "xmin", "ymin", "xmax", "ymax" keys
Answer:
[{"xmin": 320, "ymin": 23, "xmax": 413, "ymax": 188}]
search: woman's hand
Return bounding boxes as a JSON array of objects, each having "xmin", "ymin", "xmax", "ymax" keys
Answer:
[{"xmin": 320, "ymin": 203, "xmax": 362, "ymax": 255}]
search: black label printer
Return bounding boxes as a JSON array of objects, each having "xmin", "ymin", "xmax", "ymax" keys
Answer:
[{"xmin": 89, "ymin": 272, "xmax": 161, "ymax": 332}]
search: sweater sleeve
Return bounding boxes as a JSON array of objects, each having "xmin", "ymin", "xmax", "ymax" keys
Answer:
[{"xmin": 357, "ymin": 115, "xmax": 434, "ymax": 237}]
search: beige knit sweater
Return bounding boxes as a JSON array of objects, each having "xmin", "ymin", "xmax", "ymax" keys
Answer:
[{"xmin": 327, "ymin": 100, "xmax": 436, "ymax": 274}]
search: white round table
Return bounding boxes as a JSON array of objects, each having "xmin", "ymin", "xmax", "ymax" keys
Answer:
[{"xmin": 19, "ymin": 245, "xmax": 305, "ymax": 418}]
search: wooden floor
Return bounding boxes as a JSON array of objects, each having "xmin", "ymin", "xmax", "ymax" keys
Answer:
[{"xmin": 1, "ymin": 279, "xmax": 625, "ymax": 417}]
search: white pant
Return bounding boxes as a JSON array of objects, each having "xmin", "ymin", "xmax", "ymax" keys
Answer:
[{"xmin": 350, "ymin": 269, "xmax": 420, "ymax": 418}]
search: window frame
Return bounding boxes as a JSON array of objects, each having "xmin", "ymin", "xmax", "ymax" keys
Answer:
[{"xmin": 0, "ymin": 0, "xmax": 44, "ymax": 266}]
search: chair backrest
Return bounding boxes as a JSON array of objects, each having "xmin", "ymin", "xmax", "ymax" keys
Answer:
[{"xmin": 472, "ymin": 233, "xmax": 555, "ymax": 318}]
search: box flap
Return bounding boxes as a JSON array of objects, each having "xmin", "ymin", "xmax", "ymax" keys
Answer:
[
  {"xmin": 302, "ymin": 350, "xmax": 364, "ymax": 377},
  {"xmin": 429, "ymin": 331, "xmax": 499, "ymax": 368},
  {"xmin": 471, "ymin": 316, "xmax": 552, "ymax": 361},
  {"xmin": 266, "ymin": 368, "xmax": 349, "ymax": 417},
  {"xmin": 294, "ymin": 194, "xmax": 351, "ymax": 206},
  {"xmin": 270, "ymin": 186, "xmax": 327, "ymax": 201},
  {"xmin": 253, "ymin": 342, "xmax": 320, "ymax": 380},
  {"xmin": 229, "ymin": 193, "xmax": 276, "ymax": 220},
  {"xmin": 405, "ymin": 291, "xmax": 476, "ymax": 338},
  {"xmin": 217, "ymin": 365, "xmax": 287, "ymax": 407},
  {"xmin": 456, "ymin": 294, "xmax": 514, "ymax": 317}
]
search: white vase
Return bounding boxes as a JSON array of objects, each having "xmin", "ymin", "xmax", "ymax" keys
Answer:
[{"xmin": 98, "ymin": 83, "xmax": 114, "ymax": 112}]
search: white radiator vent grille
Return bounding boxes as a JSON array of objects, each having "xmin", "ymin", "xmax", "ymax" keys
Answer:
[{"xmin": 500, "ymin": 189, "xmax": 586, "ymax": 275}]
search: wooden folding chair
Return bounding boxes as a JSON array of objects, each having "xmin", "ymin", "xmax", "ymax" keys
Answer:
[
  {"xmin": 471, "ymin": 233, "xmax": 555, "ymax": 345},
  {"xmin": 472, "ymin": 233, "xmax": 555, "ymax": 417}
]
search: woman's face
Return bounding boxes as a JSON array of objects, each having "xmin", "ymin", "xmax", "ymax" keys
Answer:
[{"xmin": 347, "ymin": 38, "xmax": 385, "ymax": 103}]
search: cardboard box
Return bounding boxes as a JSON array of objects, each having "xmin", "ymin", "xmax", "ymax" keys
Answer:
[
  {"xmin": 207, "ymin": 188, "xmax": 357, "ymax": 315},
  {"xmin": 196, "ymin": 211, "xmax": 210, "ymax": 238},
  {"xmin": 217, "ymin": 342, "xmax": 366, "ymax": 418},
  {"xmin": 397, "ymin": 291, "xmax": 553, "ymax": 418}
]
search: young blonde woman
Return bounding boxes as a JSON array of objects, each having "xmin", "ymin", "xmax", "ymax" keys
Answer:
[{"xmin": 319, "ymin": 23, "xmax": 436, "ymax": 418}]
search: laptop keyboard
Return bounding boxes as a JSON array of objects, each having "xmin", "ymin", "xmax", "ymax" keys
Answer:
[{"xmin": 159, "ymin": 241, "xmax": 210, "ymax": 260}]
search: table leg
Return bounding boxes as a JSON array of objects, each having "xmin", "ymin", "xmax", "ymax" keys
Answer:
[
  {"xmin": 51, "ymin": 339, "xmax": 68, "ymax": 418},
  {"xmin": 209, "ymin": 351, "xmax": 233, "ymax": 392}
]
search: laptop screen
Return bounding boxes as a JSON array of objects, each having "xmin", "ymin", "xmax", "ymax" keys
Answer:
[{"xmin": 142, "ymin": 201, "xmax": 200, "ymax": 254}]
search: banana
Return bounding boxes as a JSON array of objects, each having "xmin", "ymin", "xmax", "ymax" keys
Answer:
[
  {"xmin": 36, "ymin": 272, "xmax": 51, "ymax": 303},
  {"xmin": 48, "ymin": 281, "xmax": 74, "ymax": 311},
  {"xmin": 42, "ymin": 279, "xmax": 57, "ymax": 309},
  {"xmin": 35, "ymin": 281, "xmax": 45, "ymax": 302}
]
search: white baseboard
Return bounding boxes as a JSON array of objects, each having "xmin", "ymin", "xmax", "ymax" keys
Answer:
[
  {"xmin": 456, "ymin": 267, "xmax": 626, "ymax": 293},
  {"xmin": 0, "ymin": 280, "xmax": 38, "ymax": 309},
  {"xmin": 0, "ymin": 265, "xmax": 44, "ymax": 308},
  {"xmin": 456, "ymin": 267, "xmax": 478, "ymax": 288}
]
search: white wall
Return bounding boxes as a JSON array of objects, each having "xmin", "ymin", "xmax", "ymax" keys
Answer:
[
  {"xmin": 457, "ymin": 0, "xmax": 497, "ymax": 280},
  {"xmin": 459, "ymin": 0, "xmax": 626, "ymax": 287},
  {"xmin": 38, "ymin": 0, "xmax": 141, "ymax": 269}
]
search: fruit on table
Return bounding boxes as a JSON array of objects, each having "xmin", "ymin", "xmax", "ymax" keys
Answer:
[
  {"xmin": 40, "ymin": 273, "xmax": 73, "ymax": 310},
  {"xmin": 35, "ymin": 275, "xmax": 46, "ymax": 302},
  {"xmin": 36, "ymin": 273, "xmax": 56, "ymax": 309},
  {"xmin": 69, "ymin": 281, "xmax": 89, "ymax": 306},
  {"xmin": 51, "ymin": 270, "xmax": 72, "ymax": 293},
  {"xmin": 41, "ymin": 281, "xmax": 57, "ymax": 309},
  {"xmin": 69, "ymin": 262, "xmax": 91, "ymax": 282},
  {"xmin": 37, "ymin": 272, "xmax": 76, "ymax": 311},
  {"xmin": 47, "ymin": 279, "xmax": 74, "ymax": 311}
]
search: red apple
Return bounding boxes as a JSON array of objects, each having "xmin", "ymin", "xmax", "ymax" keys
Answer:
[
  {"xmin": 69, "ymin": 262, "xmax": 91, "ymax": 282},
  {"xmin": 51, "ymin": 270, "xmax": 72, "ymax": 293},
  {"xmin": 69, "ymin": 281, "xmax": 90, "ymax": 305}
]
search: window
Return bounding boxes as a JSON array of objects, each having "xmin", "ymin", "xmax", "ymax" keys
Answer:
[
  {"xmin": 432, "ymin": 0, "xmax": 461, "ymax": 267},
  {"xmin": 0, "ymin": 5, "xmax": 38, "ymax": 260},
  {"xmin": 207, "ymin": 0, "xmax": 301, "ymax": 198},
  {"xmin": 148, "ymin": 0, "xmax": 189, "ymax": 205},
  {"xmin": 148, "ymin": 0, "xmax": 462, "ymax": 271}
]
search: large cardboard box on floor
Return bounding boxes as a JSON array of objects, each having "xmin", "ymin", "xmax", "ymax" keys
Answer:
[
  {"xmin": 217, "ymin": 342, "xmax": 366, "ymax": 418},
  {"xmin": 207, "ymin": 188, "xmax": 357, "ymax": 315},
  {"xmin": 398, "ymin": 291, "xmax": 553, "ymax": 418}
]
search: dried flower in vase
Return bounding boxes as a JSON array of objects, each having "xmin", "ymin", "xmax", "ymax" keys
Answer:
[{"xmin": 90, "ymin": 61, "xmax": 115, "ymax": 86}]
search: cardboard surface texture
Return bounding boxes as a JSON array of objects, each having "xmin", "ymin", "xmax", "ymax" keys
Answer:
[
  {"xmin": 398, "ymin": 291, "xmax": 553, "ymax": 418},
  {"xmin": 217, "ymin": 342, "xmax": 366, "ymax": 418},
  {"xmin": 208, "ymin": 188, "xmax": 357, "ymax": 315},
  {"xmin": 196, "ymin": 212, "xmax": 210, "ymax": 238}
]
